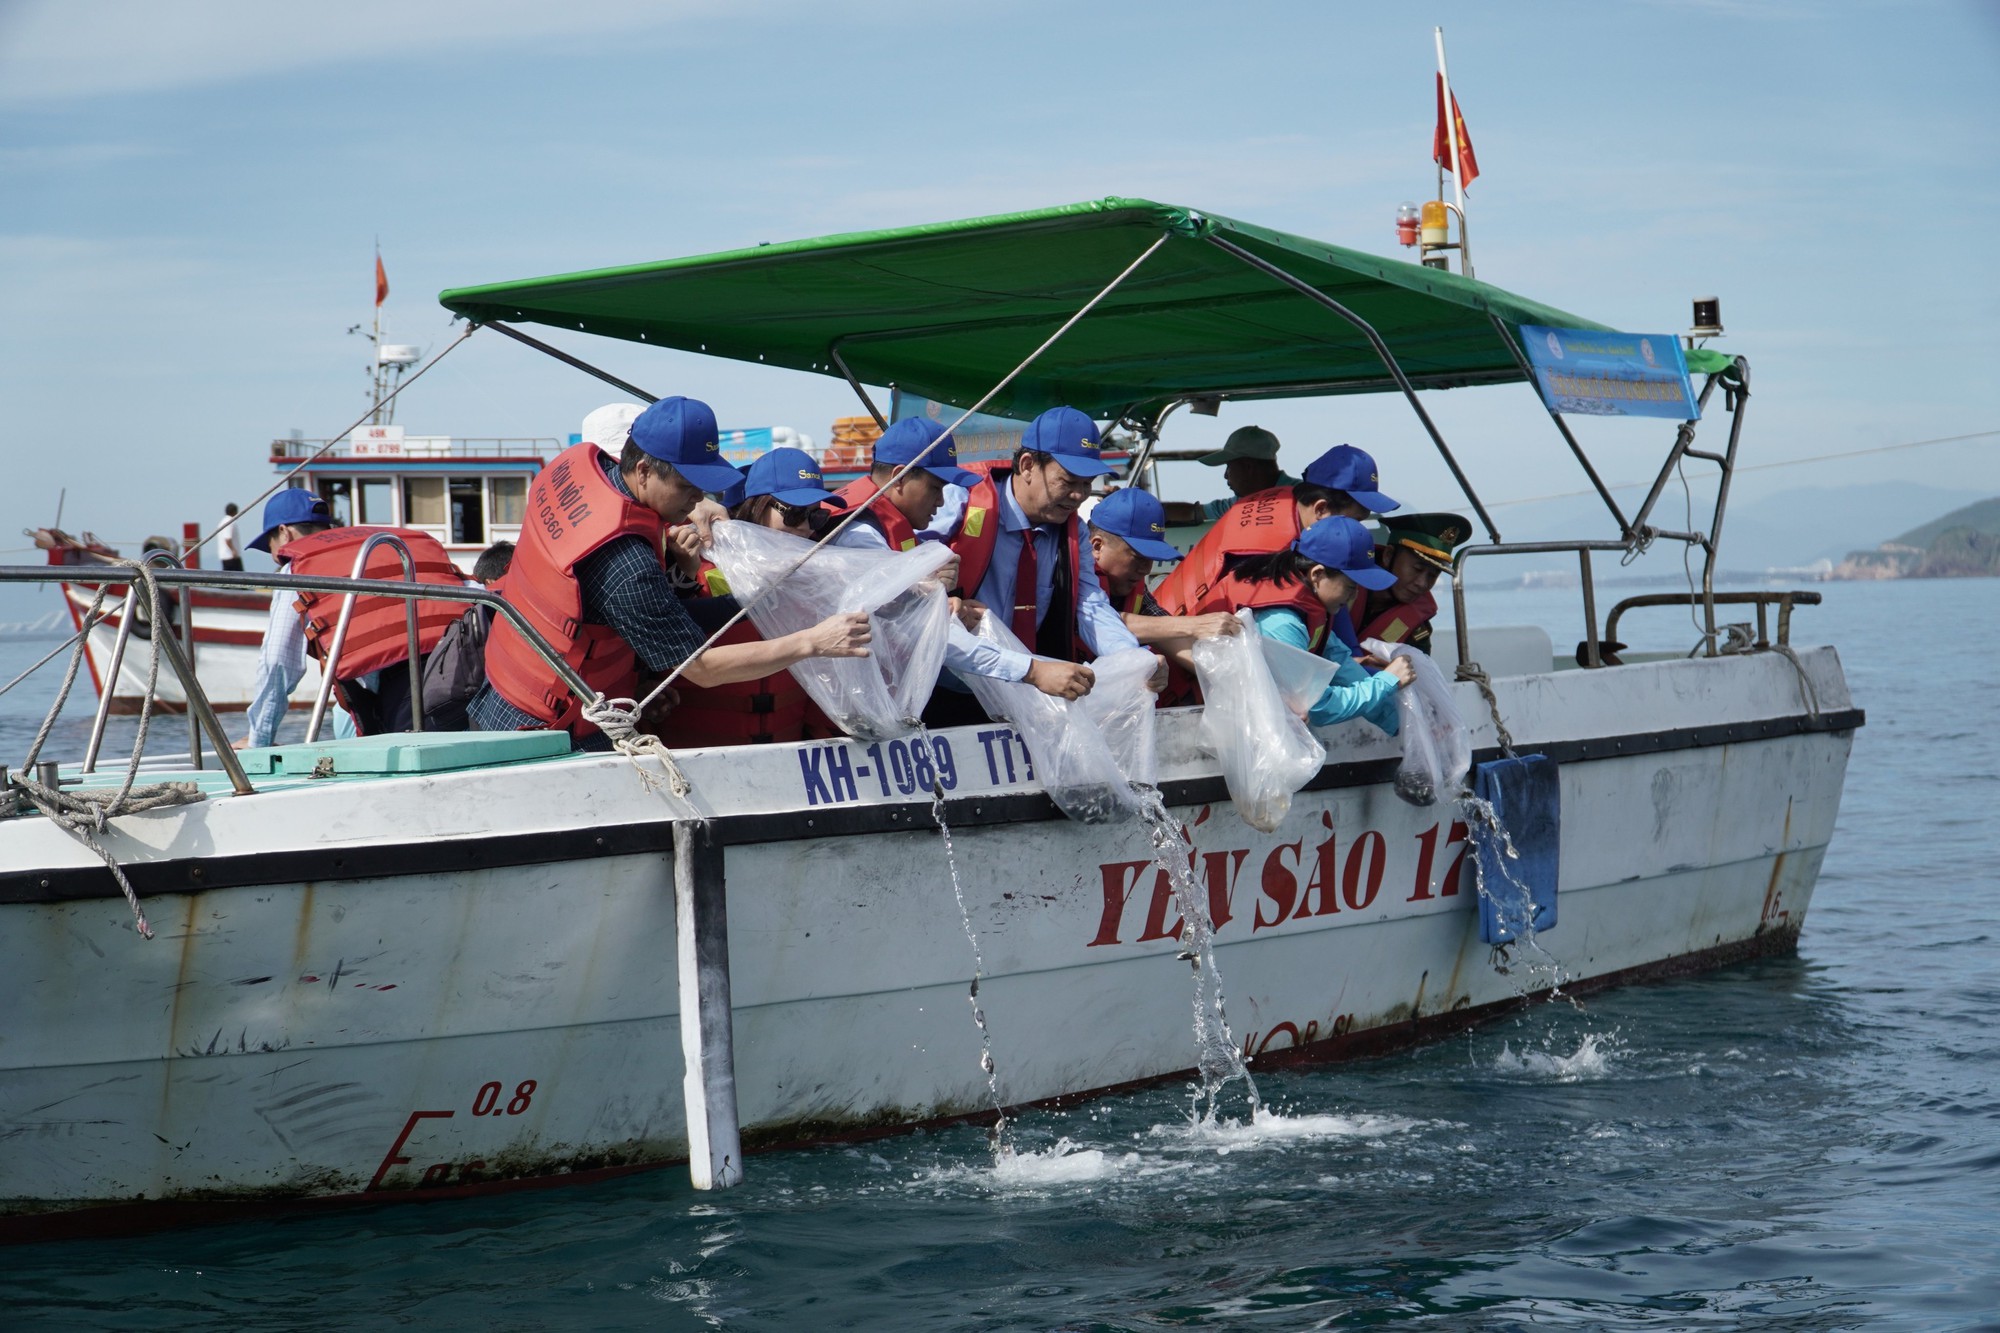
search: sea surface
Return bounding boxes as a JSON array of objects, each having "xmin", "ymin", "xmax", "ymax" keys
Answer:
[{"xmin": 1, "ymin": 577, "xmax": 1995, "ymax": 1331}]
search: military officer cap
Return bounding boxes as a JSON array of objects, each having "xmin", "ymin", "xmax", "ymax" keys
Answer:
[{"xmin": 1379, "ymin": 512, "xmax": 1472, "ymax": 573}]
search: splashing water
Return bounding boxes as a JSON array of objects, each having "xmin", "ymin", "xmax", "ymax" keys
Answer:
[
  {"xmin": 920, "ymin": 728, "xmax": 1009, "ymax": 1157},
  {"xmin": 1456, "ymin": 793, "xmax": 1579, "ymax": 1010},
  {"xmin": 1137, "ymin": 793, "xmax": 1261, "ymax": 1125},
  {"xmin": 1493, "ymin": 1030, "xmax": 1622, "ymax": 1081}
]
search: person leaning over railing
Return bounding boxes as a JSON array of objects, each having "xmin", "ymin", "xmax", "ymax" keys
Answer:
[
  {"xmin": 1084, "ymin": 487, "xmax": 1242, "ymax": 678},
  {"xmin": 469, "ymin": 396, "xmax": 872, "ymax": 751},
  {"xmin": 920, "ymin": 407, "xmax": 1162, "ymax": 728},
  {"xmin": 1151, "ymin": 443, "xmax": 1400, "ymax": 659},
  {"xmin": 1199, "ymin": 517, "xmax": 1414, "ymax": 734}
]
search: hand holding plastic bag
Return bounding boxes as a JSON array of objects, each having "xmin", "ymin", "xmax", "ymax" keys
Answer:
[
  {"xmin": 1191, "ymin": 609, "xmax": 1334, "ymax": 833},
  {"xmin": 960, "ymin": 612, "xmax": 1159, "ymax": 823},
  {"xmin": 706, "ymin": 522, "xmax": 954, "ymax": 740},
  {"xmin": 1364, "ymin": 637, "xmax": 1471, "ymax": 805}
]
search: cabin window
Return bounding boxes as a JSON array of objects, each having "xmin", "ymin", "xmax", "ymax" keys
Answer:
[
  {"xmin": 317, "ymin": 478, "xmax": 353, "ymax": 526},
  {"xmin": 403, "ymin": 477, "xmax": 446, "ymax": 528},
  {"xmin": 449, "ymin": 478, "xmax": 485, "ymax": 545},
  {"xmin": 489, "ymin": 477, "xmax": 527, "ymax": 529},
  {"xmin": 357, "ymin": 477, "xmax": 395, "ymax": 525}
]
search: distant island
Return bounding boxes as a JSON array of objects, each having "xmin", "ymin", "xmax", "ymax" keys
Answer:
[{"xmin": 1834, "ymin": 497, "xmax": 2000, "ymax": 579}]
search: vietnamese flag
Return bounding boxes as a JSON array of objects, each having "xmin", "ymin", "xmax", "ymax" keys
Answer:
[
  {"xmin": 375, "ymin": 254, "xmax": 389, "ymax": 307},
  {"xmin": 1432, "ymin": 74, "xmax": 1480, "ymax": 186}
]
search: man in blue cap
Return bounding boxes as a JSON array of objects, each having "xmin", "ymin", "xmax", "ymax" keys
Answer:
[
  {"xmin": 921, "ymin": 406, "xmax": 1151, "ymax": 725},
  {"xmin": 825, "ymin": 417, "xmax": 980, "ymax": 553},
  {"xmin": 237, "ymin": 488, "xmax": 349, "ymax": 748},
  {"xmin": 1086, "ymin": 486, "xmax": 1245, "ymax": 678},
  {"xmin": 473, "ymin": 396, "xmax": 872, "ymax": 747},
  {"xmin": 1154, "ymin": 441, "xmax": 1398, "ymax": 655}
]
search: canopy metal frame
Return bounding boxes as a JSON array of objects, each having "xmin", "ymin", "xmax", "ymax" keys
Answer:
[{"xmin": 457, "ymin": 214, "xmax": 1756, "ymax": 670}]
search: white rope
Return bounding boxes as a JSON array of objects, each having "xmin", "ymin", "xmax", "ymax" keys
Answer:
[
  {"xmin": 582, "ymin": 696, "xmax": 693, "ymax": 798},
  {"xmin": 11, "ymin": 561, "xmax": 207, "ymax": 940},
  {"xmin": 1716, "ymin": 621, "xmax": 1822, "ymax": 718}
]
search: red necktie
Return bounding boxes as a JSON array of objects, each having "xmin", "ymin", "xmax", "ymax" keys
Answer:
[{"xmin": 1010, "ymin": 529, "xmax": 1039, "ymax": 644}]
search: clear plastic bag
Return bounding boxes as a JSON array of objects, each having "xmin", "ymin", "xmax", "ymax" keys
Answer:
[
  {"xmin": 1364, "ymin": 637, "xmax": 1471, "ymax": 806},
  {"xmin": 706, "ymin": 521, "xmax": 954, "ymax": 740},
  {"xmin": 960, "ymin": 613, "xmax": 1160, "ymax": 823},
  {"xmin": 1191, "ymin": 609, "xmax": 1333, "ymax": 833}
]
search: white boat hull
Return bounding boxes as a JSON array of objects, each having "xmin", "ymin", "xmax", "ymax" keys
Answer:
[
  {"xmin": 0, "ymin": 649, "xmax": 1858, "ymax": 1238},
  {"xmin": 59, "ymin": 578, "xmax": 325, "ymax": 713}
]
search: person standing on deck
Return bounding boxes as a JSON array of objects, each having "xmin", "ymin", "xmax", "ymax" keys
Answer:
[
  {"xmin": 470, "ymin": 396, "xmax": 872, "ymax": 749},
  {"xmin": 235, "ymin": 489, "xmax": 464, "ymax": 746},
  {"xmin": 1158, "ymin": 426, "xmax": 1298, "ymax": 528},
  {"xmin": 216, "ymin": 503, "xmax": 244, "ymax": 572},
  {"xmin": 1153, "ymin": 443, "xmax": 1399, "ymax": 657},
  {"xmin": 920, "ymin": 406, "xmax": 1158, "ymax": 727}
]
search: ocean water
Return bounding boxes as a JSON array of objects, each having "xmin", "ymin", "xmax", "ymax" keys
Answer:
[{"xmin": 2, "ymin": 578, "xmax": 1997, "ymax": 1330}]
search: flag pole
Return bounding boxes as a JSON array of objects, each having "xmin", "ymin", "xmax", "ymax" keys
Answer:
[
  {"xmin": 1434, "ymin": 26, "xmax": 1471, "ymax": 277},
  {"xmin": 371, "ymin": 240, "xmax": 384, "ymax": 425}
]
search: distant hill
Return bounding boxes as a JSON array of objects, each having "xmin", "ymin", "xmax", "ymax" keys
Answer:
[{"xmin": 1834, "ymin": 496, "xmax": 2000, "ymax": 579}]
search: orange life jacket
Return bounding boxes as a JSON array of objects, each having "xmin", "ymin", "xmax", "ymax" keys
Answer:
[
  {"xmin": 484, "ymin": 443, "xmax": 664, "ymax": 739},
  {"xmin": 285, "ymin": 527, "xmax": 465, "ymax": 679},
  {"xmin": 949, "ymin": 462, "xmax": 1084, "ymax": 660},
  {"xmin": 1152, "ymin": 487, "xmax": 1303, "ymax": 615},
  {"xmin": 1350, "ymin": 587, "xmax": 1439, "ymax": 648},
  {"xmin": 1187, "ymin": 567, "xmax": 1330, "ymax": 652},
  {"xmin": 825, "ymin": 478, "xmax": 921, "ymax": 551},
  {"xmin": 667, "ymin": 563, "xmax": 833, "ymax": 746}
]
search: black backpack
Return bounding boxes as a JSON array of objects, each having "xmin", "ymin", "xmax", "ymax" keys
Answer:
[{"xmin": 420, "ymin": 605, "xmax": 495, "ymax": 731}]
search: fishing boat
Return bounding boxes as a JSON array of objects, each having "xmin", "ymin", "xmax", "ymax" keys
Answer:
[{"xmin": 0, "ymin": 198, "xmax": 1860, "ymax": 1241}]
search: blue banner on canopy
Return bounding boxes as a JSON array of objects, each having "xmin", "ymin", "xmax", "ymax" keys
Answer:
[{"xmin": 1519, "ymin": 325, "xmax": 1700, "ymax": 420}]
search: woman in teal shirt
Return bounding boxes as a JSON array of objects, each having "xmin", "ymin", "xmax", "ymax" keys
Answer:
[{"xmin": 1218, "ymin": 517, "xmax": 1414, "ymax": 733}]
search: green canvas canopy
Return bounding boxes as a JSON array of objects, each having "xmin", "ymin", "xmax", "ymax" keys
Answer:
[{"xmin": 439, "ymin": 196, "xmax": 1725, "ymax": 421}]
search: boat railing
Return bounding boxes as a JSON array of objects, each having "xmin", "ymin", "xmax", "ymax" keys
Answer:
[
  {"xmin": 0, "ymin": 564, "xmax": 594, "ymax": 791},
  {"xmin": 1606, "ymin": 590, "xmax": 1822, "ymax": 654},
  {"xmin": 269, "ymin": 436, "xmax": 559, "ymax": 461}
]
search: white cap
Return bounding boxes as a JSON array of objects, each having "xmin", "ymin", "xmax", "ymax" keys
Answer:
[{"xmin": 581, "ymin": 402, "xmax": 645, "ymax": 457}]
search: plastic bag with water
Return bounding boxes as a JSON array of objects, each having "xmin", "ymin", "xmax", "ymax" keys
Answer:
[
  {"xmin": 1191, "ymin": 609, "xmax": 1336, "ymax": 833},
  {"xmin": 1364, "ymin": 637, "xmax": 1471, "ymax": 806},
  {"xmin": 706, "ymin": 521, "xmax": 954, "ymax": 740},
  {"xmin": 960, "ymin": 612, "xmax": 1159, "ymax": 823}
]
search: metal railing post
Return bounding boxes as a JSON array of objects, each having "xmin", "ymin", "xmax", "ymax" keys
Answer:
[
  {"xmin": 1204, "ymin": 233, "xmax": 1502, "ymax": 543},
  {"xmin": 305, "ymin": 533, "xmax": 421, "ymax": 743},
  {"xmin": 1579, "ymin": 549, "xmax": 1601, "ymax": 668},
  {"xmin": 80, "ymin": 581, "xmax": 141, "ymax": 774},
  {"xmin": 153, "ymin": 615, "xmax": 255, "ymax": 795}
]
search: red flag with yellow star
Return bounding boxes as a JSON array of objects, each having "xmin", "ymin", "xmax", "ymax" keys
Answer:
[
  {"xmin": 1432, "ymin": 74, "xmax": 1480, "ymax": 186},
  {"xmin": 375, "ymin": 254, "xmax": 389, "ymax": 307}
]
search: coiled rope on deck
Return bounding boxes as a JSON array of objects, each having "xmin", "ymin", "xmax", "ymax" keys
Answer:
[{"xmin": 9, "ymin": 562, "xmax": 206, "ymax": 940}]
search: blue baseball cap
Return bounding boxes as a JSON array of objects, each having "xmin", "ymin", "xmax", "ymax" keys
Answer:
[
  {"xmin": 1301, "ymin": 444, "xmax": 1398, "ymax": 514},
  {"xmin": 248, "ymin": 487, "xmax": 332, "ymax": 553},
  {"xmin": 1087, "ymin": 488, "xmax": 1183, "ymax": 562},
  {"xmin": 745, "ymin": 447, "xmax": 836, "ymax": 506},
  {"xmin": 872, "ymin": 418, "xmax": 980, "ymax": 487},
  {"xmin": 628, "ymin": 396, "xmax": 746, "ymax": 494},
  {"xmin": 1294, "ymin": 516, "xmax": 1398, "ymax": 591},
  {"xmin": 1021, "ymin": 406, "xmax": 1113, "ymax": 478}
]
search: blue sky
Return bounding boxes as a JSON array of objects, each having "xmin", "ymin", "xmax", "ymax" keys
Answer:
[{"xmin": 2, "ymin": 0, "xmax": 1996, "ymax": 573}]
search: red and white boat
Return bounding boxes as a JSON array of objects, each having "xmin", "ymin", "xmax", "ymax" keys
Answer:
[{"xmin": 32, "ymin": 426, "xmax": 557, "ymax": 713}]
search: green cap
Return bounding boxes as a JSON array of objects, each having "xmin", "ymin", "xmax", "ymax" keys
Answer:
[
  {"xmin": 1379, "ymin": 511, "xmax": 1472, "ymax": 572},
  {"xmin": 1195, "ymin": 425, "xmax": 1280, "ymax": 466}
]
